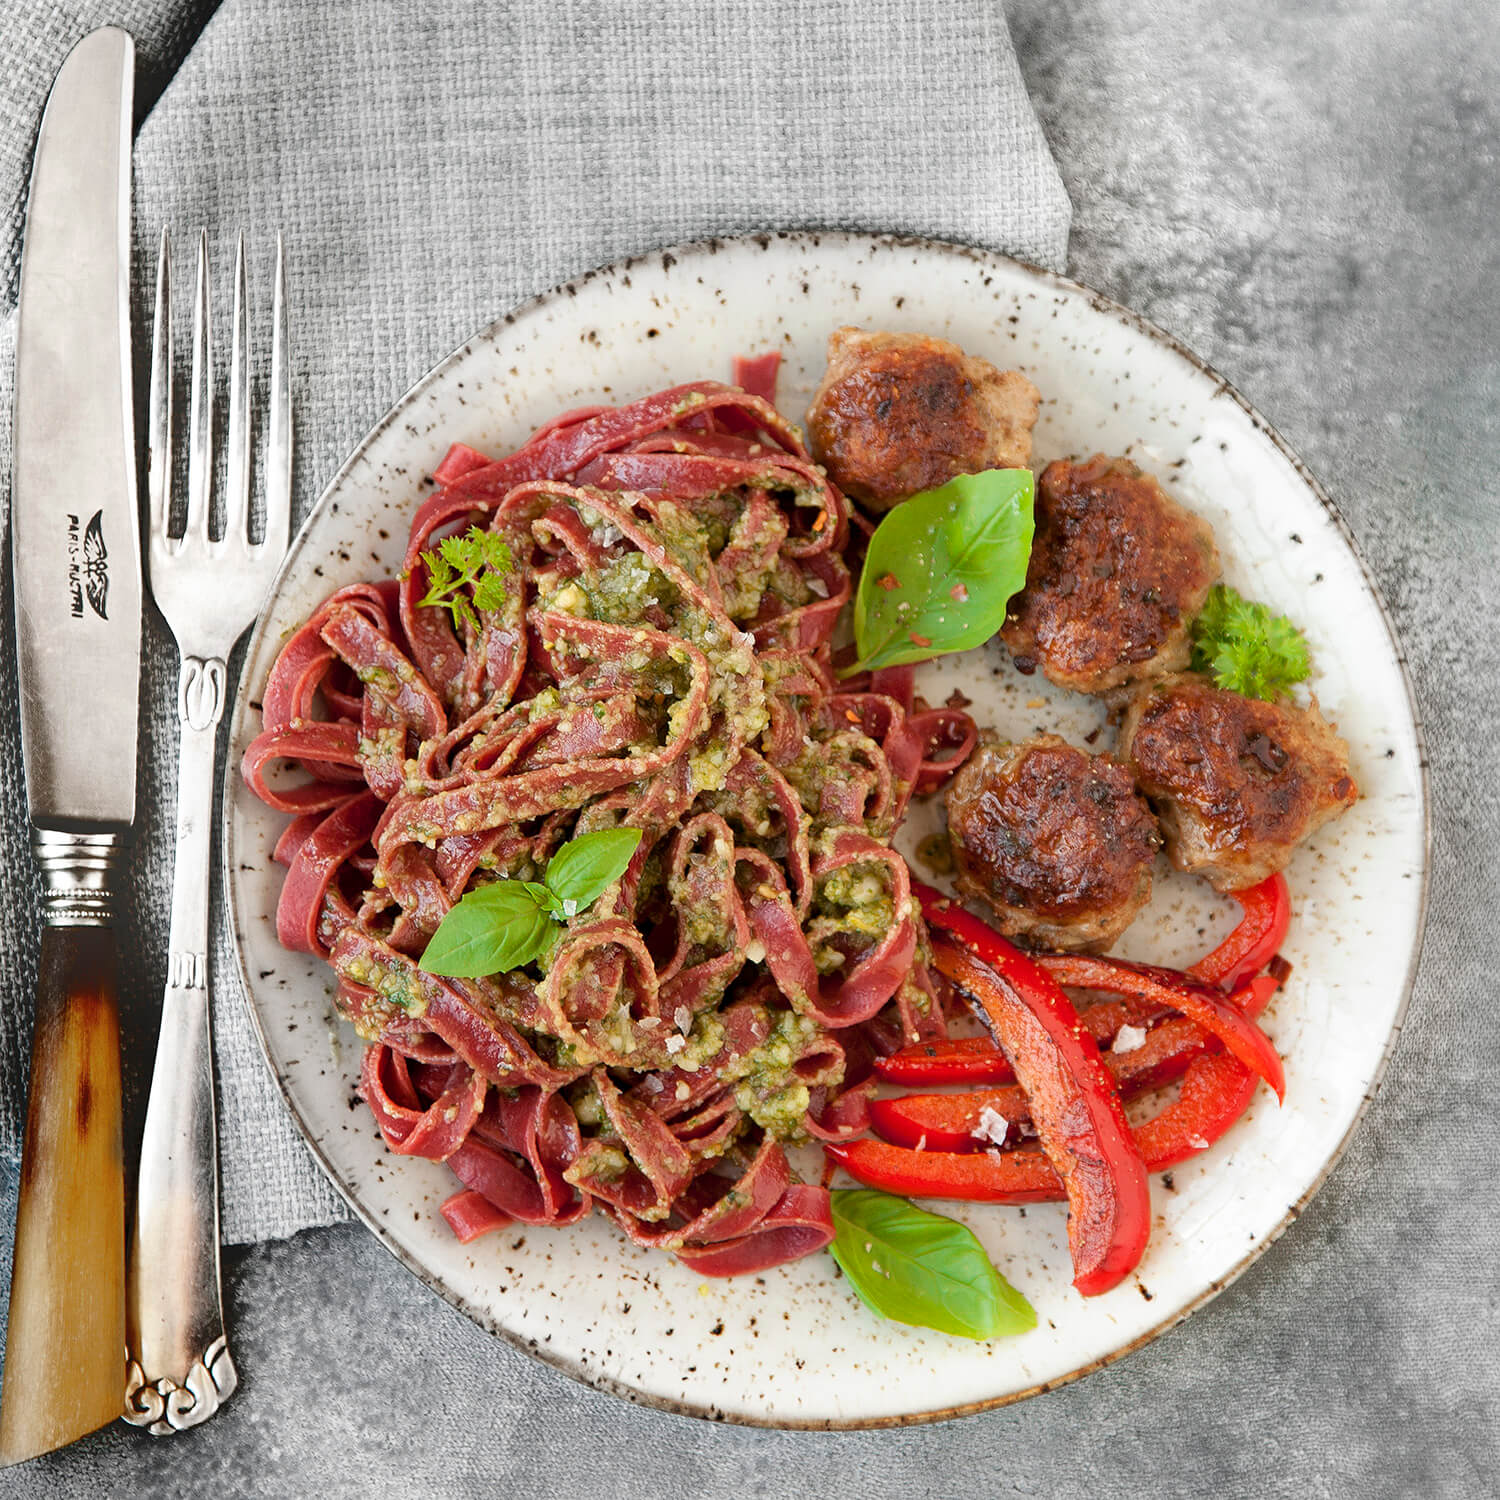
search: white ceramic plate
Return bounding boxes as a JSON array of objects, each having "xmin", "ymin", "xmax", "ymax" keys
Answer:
[{"xmin": 224, "ymin": 233, "xmax": 1428, "ymax": 1427}]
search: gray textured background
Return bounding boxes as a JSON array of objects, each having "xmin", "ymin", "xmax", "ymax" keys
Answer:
[{"xmin": 4, "ymin": 0, "xmax": 1499, "ymax": 1494}]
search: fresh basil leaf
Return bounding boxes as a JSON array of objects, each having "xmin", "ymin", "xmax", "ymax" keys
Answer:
[
  {"xmin": 849, "ymin": 469, "xmax": 1035, "ymax": 674},
  {"xmin": 544, "ymin": 827, "xmax": 643, "ymax": 909},
  {"xmin": 420, "ymin": 880, "xmax": 557, "ymax": 977},
  {"xmin": 829, "ymin": 1189, "xmax": 1036, "ymax": 1341}
]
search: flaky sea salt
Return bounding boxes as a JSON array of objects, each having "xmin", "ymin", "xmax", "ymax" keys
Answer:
[
  {"xmin": 971, "ymin": 1106, "xmax": 1010, "ymax": 1146},
  {"xmin": 1112, "ymin": 1024, "xmax": 1148, "ymax": 1055}
]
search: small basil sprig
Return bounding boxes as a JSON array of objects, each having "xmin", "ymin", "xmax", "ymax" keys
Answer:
[
  {"xmin": 420, "ymin": 827, "xmax": 642, "ymax": 977},
  {"xmin": 848, "ymin": 469, "xmax": 1035, "ymax": 674},
  {"xmin": 829, "ymin": 1189, "xmax": 1036, "ymax": 1341}
]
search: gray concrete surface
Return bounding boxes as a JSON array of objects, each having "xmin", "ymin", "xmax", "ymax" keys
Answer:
[{"xmin": 5, "ymin": 0, "xmax": 1498, "ymax": 1494}]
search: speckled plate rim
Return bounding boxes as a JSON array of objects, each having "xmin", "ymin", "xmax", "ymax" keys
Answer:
[{"xmin": 223, "ymin": 230, "xmax": 1431, "ymax": 1429}]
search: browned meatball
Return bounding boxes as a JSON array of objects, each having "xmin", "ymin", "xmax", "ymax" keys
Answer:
[
  {"xmin": 806, "ymin": 328, "xmax": 1040, "ymax": 511},
  {"xmin": 1118, "ymin": 673, "xmax": 1358, "ymax": 892},
  {"xmin": 1002, "ymin": 456, "xmax": 1220, "ymax": 694},
  {"xmin": 944, "ymin": 735, "xmax": 1160, "ymax": 952}
]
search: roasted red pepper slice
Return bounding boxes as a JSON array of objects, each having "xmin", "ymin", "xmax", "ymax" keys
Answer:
[
  {"xmin": 873, "ymin": 990, "xmax": 1171, "ymax": 1087},
  {"xmin": 870, "ymin": 1085, "xmax": 1033, "ymax": 1152},
  {"xmin": 1127, "ymin": 972, "xmax": 1277, "ymax": 1172},
  {"xmin": 1037, "ymin": 954, "xmax": 1285, "ymax": 1103},
  {"xmin": 840, "ymin": 1038, "xmax": 1268, "ymax": 1203},
  {"xmin": 871, "ymin": 1014, "xmax": 1220, "ymax": 1152},
  {"xmin": 1133, "ymin": 1051, "xmax": 1261, "ymax": 1172},
  {"xmin": 1189, "ymin": 873, "xmax": 1291, "ymax": 989},
  {"xmin": 1107, "ymin": 1015, "xmax": 1214, "ymax": 1094},
  {"xmin": 925, "ymin": 929, "xmax": 1151, "ymax": 1297},
  {"xmin": 889, "ymin": 876, "xmax": 1290, "ymax": 1087},
  {"xmin": 841, "ymin": 975, "xmax": 1280, "ymax": 1200},
  {"xmin": 825, "ymin": 1137, "xmax": 1064, "ymax": 1204},
  {"xmin": 873, "ymin": 1035, "xmax": 1016, "ymax": 1087},
  {"xmin": 870, "ymin": 970, "xmax": 1278, "ymax": 1155}
]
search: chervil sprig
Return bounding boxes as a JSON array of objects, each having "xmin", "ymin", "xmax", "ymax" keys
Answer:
[
  {"xmin": 1191, "ymin": 583, "xmax": 1311, "ymax": 701},
  {"xmin": 417, "ymin": 525, "xmax": 514, "ymax": 633}
]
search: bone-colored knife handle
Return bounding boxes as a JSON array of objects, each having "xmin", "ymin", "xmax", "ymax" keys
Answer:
[{"xmin": 0, "ymin": 835, "xmax": 127, "ymax": 1467}]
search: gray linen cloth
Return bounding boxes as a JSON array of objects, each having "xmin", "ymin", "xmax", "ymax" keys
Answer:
[{"xmin": 0, "ymin": 1, "xmax": 1071, "ymax": 1243}]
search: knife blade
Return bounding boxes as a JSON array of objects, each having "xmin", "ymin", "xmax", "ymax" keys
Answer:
[
  {"xmin": 0, "ymin": 27, "xmax": 138, "ymax": 1465},
  {"xmin": 11, "ymin": 28, "xmax": 141, "ymax": 825}
]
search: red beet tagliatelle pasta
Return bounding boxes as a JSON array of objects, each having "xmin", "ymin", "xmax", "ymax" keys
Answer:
[{"xmin": 243, "ymin": 356, "xmax": 976, "ymax": 1276}]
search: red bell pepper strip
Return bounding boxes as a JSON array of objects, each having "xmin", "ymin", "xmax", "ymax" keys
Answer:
[
  {"xmin": 1189, "ymin": 873, "xmax": 1291, "ymax": 990},
  {"xmin": 872, "ymin": 989, "xmax": 1172, "ymax": 1087},
  {"xmin": 871, "ymin": 1014, "xmax": 1222, "ymax": 1152},
  {"xmin": 839, "ymin": 1041, "xmax": 1267, "ymax": 1204},
  {"xmin": 825, "ymin": 1137, "xmax": 1064, "ymax": 1205},
  {"xmin": 870, "ymin": 972, "xmax": 1275, "ymax": 1151},
  {"xmin": 870, "ymin": 1085, "xmax": 1033, "ymax": 1152},
  {"xmin": 1037, "ymin": 954, "xmax": 1285, "ymax": 1103},
  {"xmin": 1108, "ymin": 1014, "xmax": 1215, "ymax": 1094},
  {"xmin": 873, "ymin": 1035, "xmax": 1016, "ymax": 1087},
  {"xmin": 926, "ymin": 931, "xmax": 1151, "ymax": 1297},
  {"xmin": 845, "ymin": 971, "xmax": 1282, "ymax": 1188},
  {"xmin": 1133, "ymin": 1051, "xmax": 1261, "ymax": 1172}
]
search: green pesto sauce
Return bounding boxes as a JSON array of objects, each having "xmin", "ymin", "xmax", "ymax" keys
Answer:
[
  {"xmin": 590, "ymin": 552, "xmax": 678, "ymax": 624},
  {"xmin": 333, "ymin": 950, "xmax": 429, "ymax": 1039},
  {"xmin": 671, "ymin": 1011, "xmax": 727, "ymax": 1074},
  {"xmin": 726, "ymin": 1010, "xmax": 830, "ymax": 1139},
  {"xmin": 734, "ymin": 1078, "xmax": 811, "ymax": 1137},
  {"xmin": 568, "ymin": 1077, "xmax": 606, "ymax": 1128},
  {"xmin": 582, "ymin": 1144, "xmax": 630, "ymax": 1182},
  {"xmin": 358, "ymin": 726, "xmax": 405, "ymax": 762},
  {"xmin": 668, "ymin": 850, "xmax": 735, "ymax": 950},
  {"xmin": 355, "ymin": 662, "xmax": 402, "ymax": 698},
  {"xmin": 816, "ymin": 861, "xmax": 896, "ymax": 938},
  {"xmin": 647, "ymin": 498, "xmax": 716, "ymax": 586}
]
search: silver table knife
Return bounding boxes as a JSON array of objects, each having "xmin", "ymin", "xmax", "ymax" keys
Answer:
[{"xmin": 0, "ymin": 27, "xmax": 140, "ymax": 1466}]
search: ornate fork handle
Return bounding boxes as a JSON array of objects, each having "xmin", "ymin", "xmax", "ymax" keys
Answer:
[
  {"xmin": 124, "ymin": 655, "xmax": 238, "ymax": 1433},
  {"xmin": 128, "ymin": 228, "xmax": 288, "ymax": 1432}
]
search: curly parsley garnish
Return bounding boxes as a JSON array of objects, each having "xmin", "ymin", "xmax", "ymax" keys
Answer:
[
  {"xmin": 1191, "ymin": 583, "xmax": 1311, "ymax": 701},
  {"xmin": 417, "ymin": 525, "xmax": 514, "ymax": 633}
]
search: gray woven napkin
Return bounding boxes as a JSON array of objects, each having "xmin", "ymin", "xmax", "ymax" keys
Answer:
[{"xmin": 0, "ymin": 0, "xmax": 1070, "ymax": 1244}]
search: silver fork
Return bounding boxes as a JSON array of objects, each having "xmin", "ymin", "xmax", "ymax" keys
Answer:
[{"xmin": 124, "ymin": 229, "xmax": 291, "ymax": 1434}]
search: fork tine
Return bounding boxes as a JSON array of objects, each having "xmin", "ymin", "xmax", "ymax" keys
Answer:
[
  {"xmin": 263, "ymin": 233, "xmax": 291, "ymax": 555},
  {"xmin": 225, "ymin": 231, "xmax": 252, "ymax": 546},
  {"xmin": 185, "ymin": 228, "xmax": 213, "ymax": 543},
  {"xmin": 147, "ymin": 227, "xmax": 172, "ymax": 542}
]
